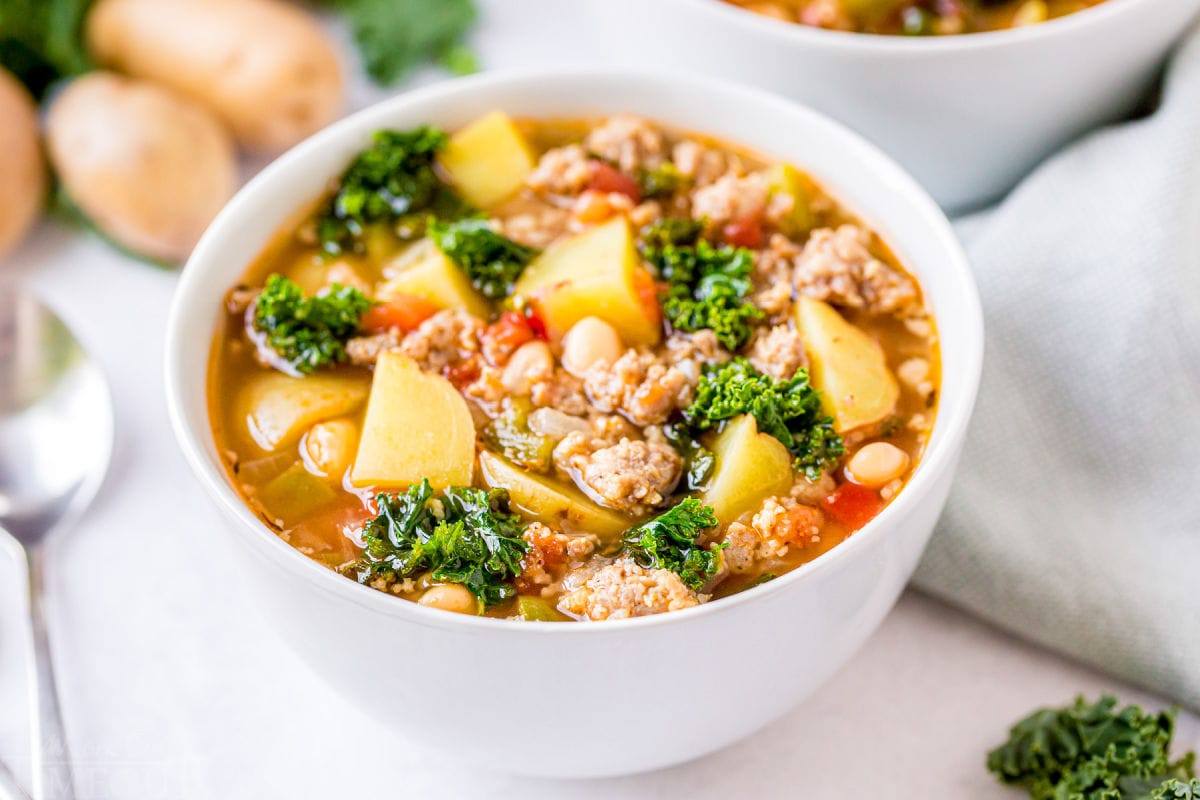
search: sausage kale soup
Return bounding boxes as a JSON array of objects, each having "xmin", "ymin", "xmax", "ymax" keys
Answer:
[
  {"xmin": 210, "ymin": 113, "xmax": 940, "ymax": 621},
  {"xmin": 724, "ymin": 0, "xmax": 1106, "ymax": 34}
]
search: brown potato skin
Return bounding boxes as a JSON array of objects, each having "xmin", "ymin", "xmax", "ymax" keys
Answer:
[
  {"xmin": 45, "ymin": 72, "xmax": 238, "ymax": 263},
  {"xmin": 0, "ymin": 69, "xmax": 46, "ymax": 262},
  {"xmin": 86, "ymin": 0, "xmax": 344, "ymax": 153}
]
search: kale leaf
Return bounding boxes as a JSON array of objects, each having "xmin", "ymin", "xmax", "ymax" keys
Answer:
[
  {"xmin": 987, "ymin": 695, "xmax": 1197, "ymax": 800},
  {"xmin": 252, "ymin": 274, "xmax": 373, "ymax": 374},
  {"xmin": 316, "ymin": 127, "xmax": 470, "ymax": 256},
  {"xmin": 662, "ymin": 423, "xmax": 715, "ymax": 492},
  {"xmin": 641, "ymin": 225, "xmax": 763, "ymax": 350},
  {"xmin": 317, "ymin": 0, "xmax": 478, "ymax": 85},
  {"xmin": 623, "ymin": 499, "xmax": 723, "ymax": 591},
  {"xmin": 683, "ymin": 357, "xmax": 843, "ymax": 480},
  {"xmin": 429, "ymin": 217, "xmax": 539, "ymax": 300},
  {"xmin": 0, "ymin": 0, "xmax": 92, "ymax": 99},
  {"xmin": 639, "ymin": 217, "xmax": 704, "ymax": 250},
  {"xmin": 636, "ymin": 162, "xmax": 687, "ymax": 200},
  {"xmin": 356, "ymin": 480, "xmax": 528, "ymax": 607}
]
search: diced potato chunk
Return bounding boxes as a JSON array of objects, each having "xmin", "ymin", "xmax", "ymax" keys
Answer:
[
  {"xmin": 240, "ymin": 372, "xmax": 369, "ymax": 452},
  {"xmin": 765, "ymin": 163, "xmax": 817, "ymax": 236},
  {"xmin": 478, "ymin": 450, "xmax": 628, "ymax": 543},
  {"xmin": 351, "ymin": 353, "xmax": 475, "ymax": 489},
  {"xmin": 513, "ymin": 217, "xmax": 660, "ymax": 346},
  {"xmin": 795, "ymin": 296, "xmax": 899, "ymax": 432},
  {"xmin": 377, "ymin": 239, "xmax": 491, "ymax": 318},
  {"xmin": 439, "ymin": 111, "xmax": 535, "ymax": 208},
  {"xmin": 699, "ymin": 414, "xmax": 794, "ymax": 525}
]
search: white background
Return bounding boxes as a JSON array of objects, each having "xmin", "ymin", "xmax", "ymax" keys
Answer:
[{"xmin": 1, "ymin": 1, "xmax": 1195, "ymax": 797}]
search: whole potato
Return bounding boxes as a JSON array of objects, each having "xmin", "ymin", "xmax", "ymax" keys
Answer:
[
  {"xmin": 0, "ymin": 69, "xmax": 46, "ymax": 262},
  {"xmin": 46, "ymin": 72, "xmax": 238, "ymax": 263},
  {"xmin": 87, "ymin": 0, "xmax": 344, "ymax": 153}
]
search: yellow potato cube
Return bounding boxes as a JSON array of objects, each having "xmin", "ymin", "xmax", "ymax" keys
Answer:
[
  {"xmin": 513, "ymin": 216, "xmax": 660, "ymax": 346},
  {"xmin": 377, "ymin": 239, "xmax": 492, "ymax": 318},
  {"xmin": 796, "ymin": 296, "xmax": 899, "ymax": 432},
  {"xmin": 700, "ymin": 414, "xmax": 795, "ymax": 525},
  {"xmin": 239, "ymin": 372, "xmax": 369, "ymax": 452},
  {"xmin": 439, "ymin": 111, "xmax": 535, "ymax": 208},
  {"xmin": 351, "ymin": 353, "xmax": 475, "ymax": 489},
  {"xmin": 478, "ymin": 450, "xmax": 628, "ymax": 543}
]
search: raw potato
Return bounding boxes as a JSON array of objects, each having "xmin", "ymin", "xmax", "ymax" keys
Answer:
[
  {"xmin": 45, "ymin": 72, "xmax": 237, "ymax": 262},
  {"xmin": 514, "ymin": 217, "xmax": 661, "ymax": 346},
  {"xmin": 239, "ymin": 371, "xmax": 369, "ymax": 451},
  {"xmin": 0, "ymin": 69, "xmax": 46, "ymax": 261},
  {"xmin": 352, "ymin": 353, "xmax": 476, "ymax": 489},
  {"xmin": 439, "ymin": 111, "xmax": 536, "ymax": 208},
  {"xmin": 378, "ymin": 239, "xmax": 492, "ymax": 318},
  {"xmin": 86, "ymin": 0, "xmax": 344, "ymax": 152},
  {"xmin": 478, "ymin": 451, "xmax": 628, "ymax": 543},
  {"xmin": 795, "ymin": 296, "xmax": 899, "ymax": 432},
  {"xmin": 699, "ymin": 414, "xmax": 794, "ymax": 525}
]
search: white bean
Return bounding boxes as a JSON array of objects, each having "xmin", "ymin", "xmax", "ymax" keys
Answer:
[
  {"xmin": 418, "ymin": 584, "xmax": 477, "ymax": 615},
  {"xmin": 501, "ymin": 340, "xmax": 553, "ymax": 395},
  {"xmin": 847, "ymin": 442, "xmax": 910, "ymax": 489},
  {"xmin": 561, "ymin": 317, "xmax": 623, "ymax": 377},
  {"xmin": 301, "ymin": 419, "xmax": 358, "ymax": 480}
]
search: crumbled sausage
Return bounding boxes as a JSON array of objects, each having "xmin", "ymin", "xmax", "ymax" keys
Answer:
[
  {"xmin": 584, "ymin": 115, "xmax": 665, "ymax": 173},
  {"xmin": 551, "ymin": 416, "xmax": 639, "ymax": 476},
  {"xmin": 530, "ymin": 368, "xmax": 591, "ymax": 416},
  {"xmin": 794, "ymin": 225, "xmax": 917, "ymax": 314},
  {"xmin": 346, "ymin": 331, "xmax": 402, "ymax": 366},
  {"xmin": 560, "ymin": 438, "xmax": 681, "ymax": 514},
  {"xmin": 399, "ymin": 309, "xmax": 483, "ymax": 373},
  {"xmin": 526, "ymin": 144, "xmax": 593, "ymax": 195},
  {"xmin": 583, "ymin": 349, "xmax": 693, "ymax": 426},
  {"xmin": 225, "ymin": 285, "xmax": 260, "ymax": 315},
  {"xmin": 722, "ymin": 497, "xmax": 824, "ymax": 574},
  {"xmin": 493, "ymin": 205, "xmax": 572, "ymax": 250},
  {"xmin": 789, "ymin": 471, "xmax": 838, "ymax": 505},
  {"xmin": 571, "ymin": 190, "xmax": 634, "ymax": 227},
  {"xmin": 672, "ymin": 139, "xmax": 738, "ymax": 187},
  {"xmin": 748, "ymin": 324, "xmax": 808, "ymax": 380},
  {"xmin": 559, "ymin": 558, "xmax": 700, "ymax": 620},
  {"xmin": 690, "ymin": 171, "xmax": 769, "ymax": 228},
  {"xmin": 753, "ymin": 233, "xmax": 801, "ymax": 316},
  {"xmin": 517, "ymin": 522, "xmax": 598, "ymax": 596},
  {"xmin": 664, "ymin": 329, "xmax": 730, "ymax": 368}
]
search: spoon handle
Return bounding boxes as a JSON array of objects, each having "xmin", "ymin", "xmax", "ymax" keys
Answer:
[{"xmin": 24, "ymin": 545, "xmax": 76, "ymax": 800}]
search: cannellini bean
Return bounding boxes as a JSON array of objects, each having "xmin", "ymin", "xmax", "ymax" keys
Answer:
[
  {"xmin": 418, "ymin": 584, "xmax": 477, "ymax": 615},
  {"xmin": 501, "ymin": 340, "xmax": 553, "ymax": 395},
  {"xmin": 846, "ymin": 442, "xmax": 910, "ymax": 489},
  {"xmin": 1013, "ymin": 0, "xmax": 1049, "ymax": 26},
  {"xmin": 561, "ymin": 317, "xmax": 623, "ymax": 377},
  {"xmin": 301, "ymin": 419, "xmax": 358, "ymax": 480},
  {"xmin": 528, "ymin": 407, "xmax": 590, "ymax": 439}
]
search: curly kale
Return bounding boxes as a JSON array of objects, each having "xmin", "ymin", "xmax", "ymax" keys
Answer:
[
  {"xmin": 252, "ymin": 274, "xmax": 373, "ymax": 374},
  {"xmin": 636, "ymin": 162, "xmax": 688, "ymax": 200},
  {"xmin": 638, "ymin": 217, "xmax": 705, "ymax": 250},
  {"xmin": 429, "ymin": 218, "xmax": 539, "ymax": 300},
  {"xmin": 354, "ymin": 480, "xmax": 528, "ymax": 607},
  {"xmin": 662, "ymin": 423, "xmax": 715, "ymax": 492},
  {"xmin": 623, "ymin": 499, "xmax": 723, "ymax": 591},
  {"xmin": 682, "ymin": 357, "xmax": 843, "ymax": 480},
  {"xmin": 641, "ymin": 222, "xmax": 763, "ymax": 350},
  {"xmin": 316, "ymin": 127, "xmax": 470, "ymax": 256},
  {"xmin": 987, "ymin": 695, "xmax": 1197, "ymax": 800}
]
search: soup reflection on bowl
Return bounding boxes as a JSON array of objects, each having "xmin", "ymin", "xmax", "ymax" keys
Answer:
[{"xmin": 166, "ymin": 71, "xmax": 982, "ymax": 776}]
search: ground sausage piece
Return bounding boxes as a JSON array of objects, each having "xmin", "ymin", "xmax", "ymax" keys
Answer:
[
  {"xmin": 559, "ymin": 558, "xmax": 700, "ymax": 620},
  {"xmin": 583, "ymin": 115, "xmax": 665, "ymax": 173},
  {"xmin": 722, "ymin": 497, "xmax": 825, "ymax": 574},
  {"xmin": 569, "ymin": 439, "xmax": 682, "ymax": 514},
  {"xmin": 517, "ymin": 522, "xmax": 598, "ymax": 596},
  {"xmin": 752, "ymin": 234, "xmax": 800, "ymax": 316},
  {"xmin": 583, "ymin": 349, "xmax": 693, "ymax": 426},
  {"xmin": 345, "ymin": 331, "xmax": 402, "ymax": 366},
  {"xmin": 690, "ymin": 171, "xmax": 769, "ymax": 229},
  {"xmin": 748, "ymin": 324, "xmax": 808, "ymax": 380},
  {"xmin": 530, "ymin": 368, "xmax": 591, "ymax": 417},
  {"xmin": 551, "ymin": 416, "xmax": 640, "ymax": 477},
  {"xmin": 671, "ymin": 139, "xmax": 732, "ymax": 187},
  {"xmin": 794, "ymin": 225, "xmax": 918, "ymax": 314},
  {"xmin": 525, "ymin": 144, "xmax": 593, "ymax": 195},
  {"xmin": 493, "ymin": 205, "xmax": 572, "ymax": 250},
  {"xmin": 399, "ymin": 309, "xmax": 483, "ymax": 373}
]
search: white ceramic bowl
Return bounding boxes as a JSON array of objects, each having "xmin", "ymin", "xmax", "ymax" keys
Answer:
[
  {"xmin": 165, "ymin": 70, "xmax": 983, "ymax": 778},
  {"xmin": 597, "ymin": 0, "xmax": 1200, "ymax": 211}
]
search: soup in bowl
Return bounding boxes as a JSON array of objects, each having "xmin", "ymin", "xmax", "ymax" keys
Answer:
[{"xmin": 166, "ymin": 71, "xmax": 982, "ymax": 776}]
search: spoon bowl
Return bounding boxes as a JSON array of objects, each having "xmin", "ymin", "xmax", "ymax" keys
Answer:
[{"xmin": 0, "ymin": 285, "xmax": 114, "ymax": 800}]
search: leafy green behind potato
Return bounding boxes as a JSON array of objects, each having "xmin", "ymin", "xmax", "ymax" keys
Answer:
[
  {"xmin": 252, "ymin": 274, "xmax": 373, "ymax": 374},
  {"xmin": 353, "ymin": 480, "xmax": 528, "ymax": 607},
  {"xmin": 623, "ymin": 498, "xmax": 724, "ymax": 591},
  {"xmin": 987, "ymin": 695, "xmax": 1196, "ymax": 800},
  {"xmin": 429, "ymin": 217, "xmax": 539, "ymax": 300}
]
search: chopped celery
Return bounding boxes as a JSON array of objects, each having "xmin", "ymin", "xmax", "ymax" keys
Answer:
[
  {"xmin": 517, "ymin": 596, "xmax": 570, "ymax": 622},
  {"xmin": 259, "ymin": 462, "xmax": 337, "ymax": 520},
  {"xmin": 482, "ymin": 398, "xmax": 555, "ymax": 473},
  {"xmin": 765, "ymin": 163, "xmax": 818, "ymax": 237}
]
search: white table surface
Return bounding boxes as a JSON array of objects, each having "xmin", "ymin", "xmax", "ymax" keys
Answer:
[{"xmin": 2, "ymin": 2, "xmax": 1195, "ymax": 797}]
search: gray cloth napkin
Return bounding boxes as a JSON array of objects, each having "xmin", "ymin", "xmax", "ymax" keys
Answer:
[{"xmin": 913, "ymin": 26, "xmax": 1200, "ymax": 709}]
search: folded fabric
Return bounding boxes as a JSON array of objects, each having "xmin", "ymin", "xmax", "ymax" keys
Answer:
[{"xmin": 913, "ymin": 25, "xmax": 1200, "ymax": 709}]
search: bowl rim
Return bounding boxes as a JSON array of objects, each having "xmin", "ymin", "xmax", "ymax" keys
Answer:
[
  {"xmin": 673, "ymin": 0, "xmax": 1147, "ymax": 52},
  {"xmin": 164, "ymin": 67, "xmax": 984, "ymax": 635}
]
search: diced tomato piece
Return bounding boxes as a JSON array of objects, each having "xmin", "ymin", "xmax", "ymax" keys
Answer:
[
  {"xmin": 481, "ymin": 311, "xmax": 536, "ymax": 365},
  {"xmin": 821, "ymin": 483, "xmax": 884, "ymax": 532},
  {"xmin": 723, "ymin": 215, "xmax": 764, "ymax": 249},
  {"xmin": 445, "ymin": 356, "xmax": 481, "ymax": 387},
  {"xmin": 523, "ymin": 307, "xmax": 548, "ymax": 340},
  {"xmin": 587, "ymin": 161, "xmax": 642, "ymax": 203},
  {"xmin": 359, "ymin": 294, "xmax": 438, "ymax": 333}
]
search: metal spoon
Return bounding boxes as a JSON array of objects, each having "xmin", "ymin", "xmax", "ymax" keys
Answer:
[{"xmin": 0, "ymin": 285, "xmax": 114, "ymax": 800}]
